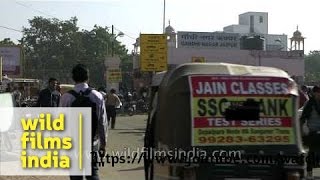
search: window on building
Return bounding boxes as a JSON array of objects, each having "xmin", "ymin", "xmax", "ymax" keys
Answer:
[
  {"xmin": 259, "ymin": 16, "xmax": 263, "ymax": 23},
  {"xmin": 250, "ymin": 15, "xmax": 254, "ymax": 33}
]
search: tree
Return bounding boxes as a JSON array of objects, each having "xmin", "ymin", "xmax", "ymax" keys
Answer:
[
  {"xmin": 304, "ymin": 50, "xmax": 320, "ymax": 83},
  {"xmin": 119, "ymin": 54, "xmax": 133, "ymax": 92},
  {"xmin": 21, "ymin": 16, "xmax": 129, "ymax": 88},
  {"xmin": 22, "ymin": 16, "xmax": 80, "ymax": 82},
  {"xmin": 0, "ymin": 38, "xmax": 16, "ymax": 45}
]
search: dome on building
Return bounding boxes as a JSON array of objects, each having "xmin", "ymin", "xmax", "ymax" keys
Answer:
[
  {"xmin": 165, "ymin": 25, "xmax": 175, "ymax": 34},
  {"xmin": 293, "ymin": 30, "xmax": 302, "ymax": 37},
  {"xmin": 290, "ymin": 25, "xmax": 305, "ymax": 51},
  {"xmin": 292, "ymin": 25, "xmax": 303, "ymax": 38},
  {"xmin": 165, "ymin": 21, "xmax": 175, "ymax": 34}
]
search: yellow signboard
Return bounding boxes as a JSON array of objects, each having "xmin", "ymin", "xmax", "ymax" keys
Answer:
[
  {"xmin": 140, "ymin": 34, "xmax": 167, "ymax": 72},
  {"xmin": 107, "ymin": 69, "xmax": 122, "ymax": 82},
  {"xmin": 140, "ymin": 34, "xmax": 167, "ymax": 44},
  {"xmin": 192, "ymin": 57, "xmax": 205, "ymax": 63}
]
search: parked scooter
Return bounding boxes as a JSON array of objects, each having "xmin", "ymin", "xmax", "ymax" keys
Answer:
[
  {"xmin": 136, "ymin": 98, "xmax": 149, "ymax": 113},
  {"xmin": 126, "ymin": 100, "xmax": 136, "ymax": 116}
]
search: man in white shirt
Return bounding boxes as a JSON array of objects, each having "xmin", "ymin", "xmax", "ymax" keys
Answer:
[{"xmin": 59, "ymin": 64, "xmax": 107, "ymax": 180}]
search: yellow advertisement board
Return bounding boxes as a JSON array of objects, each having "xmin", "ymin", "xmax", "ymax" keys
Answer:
[
  {"xmin": 107, "ymin": 69, "xmax": 122, "ymax": 82},
  {"xmin": 140, "ymin": 34, "xmax": 167, "ymax": 44},
  {"xmin": 140, "ymin": 34, "xmax": 167, "ymax": 72},
  {"xmin": 192, "ymin": 57, "xmax": 205, "ymax": 63}
]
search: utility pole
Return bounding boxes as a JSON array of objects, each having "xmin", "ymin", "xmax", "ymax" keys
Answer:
[
  {"xmin": 0, "ymin": 56, "xmax": 2, "ymax": 82},
  {"xmin": 163, "ymin": 0, "xmax": 166, "ymax": 33},
  {"xmin": 258, "ymin": 52, "xmax": 261, "ymax": 66},
  {"xmin": 112, "ymin": 25, "xmax": 114, "ymax": 57}
]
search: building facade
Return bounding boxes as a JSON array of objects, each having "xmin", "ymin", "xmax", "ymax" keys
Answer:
[
  {"xmin": 223, "ymin": 12, "xmax": 288, "ymax": 51},
  {"xmin": 133, "ymin": 12, "xmax": 305, "ymax": 92}
]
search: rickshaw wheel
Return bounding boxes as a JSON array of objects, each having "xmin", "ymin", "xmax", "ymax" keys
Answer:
[{"xmin": 286, "ymin": 171, "xmax": 301, "ymax": 180}]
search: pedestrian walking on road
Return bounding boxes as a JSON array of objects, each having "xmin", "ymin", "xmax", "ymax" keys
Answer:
[
  {"xmin": 36, "ymin": 77, "xmax": 60, "ymax": 107},
  {"xmin": 299, "ymin": 85, "xmax": 309, "ymax": 108},
  {"xmin": 105, "ymin": 88, "xmax": 121, "ymax": 129},
  {"xmin": 12, "ymin": 85, "xmax": 22, "ymax": 107},
  {"xmin": 59, "ymin": 64, "xmax": 108, "ymax": 180},
  {"xmin": 300, "ymin": 85, "xmax": 320, "ymax": 179}
]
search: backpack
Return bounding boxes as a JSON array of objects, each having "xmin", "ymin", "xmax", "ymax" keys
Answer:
[{"xmin": 68, "ymin": 88, "xmax": 98, "ymax": 141}]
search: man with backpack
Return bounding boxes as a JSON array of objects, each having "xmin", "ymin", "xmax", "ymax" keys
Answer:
[{"xmin": 59, "ymin": 64, "xmax": 107, "ymax": 180}]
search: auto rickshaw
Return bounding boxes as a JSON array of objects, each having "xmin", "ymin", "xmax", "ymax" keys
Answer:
[
  {"xmin": 9, "ymin": 78, "xmax": 40, "ymax": 107},
  {"xmin": 0, "ymin": 92, "xmax": 15, "ymax": 151},
  {"xmin": 144, "ymin": 63, "xmax": 307, "ymax": 180}
]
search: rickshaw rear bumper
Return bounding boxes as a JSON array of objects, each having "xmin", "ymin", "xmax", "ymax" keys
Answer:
[{"xmin": 198, "ymin": 164, "xmax": 306, "ymax": 180}]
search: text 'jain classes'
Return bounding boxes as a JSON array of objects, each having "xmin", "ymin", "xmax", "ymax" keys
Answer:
[{"xmin": 194, "ymin": 82, "xmax": 288, "ymax": 95}]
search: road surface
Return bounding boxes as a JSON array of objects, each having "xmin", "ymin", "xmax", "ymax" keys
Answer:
[{"xmin": 2, "ymin": 114, "xmax": 320, "ymax": 180}]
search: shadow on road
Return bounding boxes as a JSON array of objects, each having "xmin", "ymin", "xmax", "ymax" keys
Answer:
[
  {"xmin": 118, "ymin": 166, "xmax": 144, "ymax": 172},
  {"xmin": 117, "ymin": 131, "xmax": 145, "ymax": 134},
  {"xmin": 111, "ymin": 128, "xmax": 145, "ymax": 131}
]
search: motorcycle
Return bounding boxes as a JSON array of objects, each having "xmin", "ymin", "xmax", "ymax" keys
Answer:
[
  {"xmin": 128, "ymin": 101, "xmax": 137, "ymax": 116},
  {"xmin": 136, "ymin": 98, "xmax": 149, "ymax": 113},
  {"xmin": 122, "ymin": 100, "xmax": 136, "ymax": 116}
]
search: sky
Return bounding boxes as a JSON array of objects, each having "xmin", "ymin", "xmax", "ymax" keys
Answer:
[{"xmin": 0, "ymin": 0, "xmax": 319, "ymax": 54}]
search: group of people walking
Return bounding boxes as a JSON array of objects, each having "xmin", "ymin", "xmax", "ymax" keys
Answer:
[
  {"xmin": 35, "ymin": 65, "xmax": 121, "ymax": 129},
  {"xmin": 32, "ymin": 64, "xmax": 121, "ymax": 180}
]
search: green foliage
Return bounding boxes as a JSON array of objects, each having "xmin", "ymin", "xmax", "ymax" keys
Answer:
[
  {"xmin": 120, "ymin": 54, "xmax": 133, "ymax": 91},
  {"xmin": 305, "ymin": 50, "xmax": 320, "ymax": 83},
  {"xmin": 21, "ymin": 16, "xmax": 130, "ymax": 88},
  {"xmin": 0, "ymin": 38, "xmax": 16, "ymax": 45}
]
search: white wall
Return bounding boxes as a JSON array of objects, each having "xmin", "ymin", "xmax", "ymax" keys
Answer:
[
  {"xmin": 223, "ymin": 25, "xmax": 234, "ymax": 32},
  {"xmin": 133, "ymin": 54, "xmax": 139, "ymax": 69},
  {"xmin": 239, "ymin": 13, "xmax": 250, "ymax": 25},
  {"xmin": 223, "ymin": 25, "xmax": 250, "ymax": 34},
  {"xmin": 239, "ymin": 12, "xmax": 268, "ymax": 34},
  {"xmin": 167, "ymin": 48, "xmax": 304, "ymax": 77}
]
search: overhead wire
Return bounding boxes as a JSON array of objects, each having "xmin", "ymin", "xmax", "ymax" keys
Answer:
[
  {"xmin": 15, "ymin": 1, "xmax": 138, "ymax": 40},
  {"xmin": 15, "ymin": 1, "xmax": 93, "ymax": 30},
  {"xmin": 15, "ymin": 1, "xmax": 56, "ymax": 19},
  {"xmin": 0, "ymin": 25, "xmax": 23, "ymax": 33},
  {"xmin": 114, "ymin": 27, "xmax": 136, "ymax": 40},
  {"xmin": 13, "ymin": 0, "xmax": 138, "ymax": 49}
]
